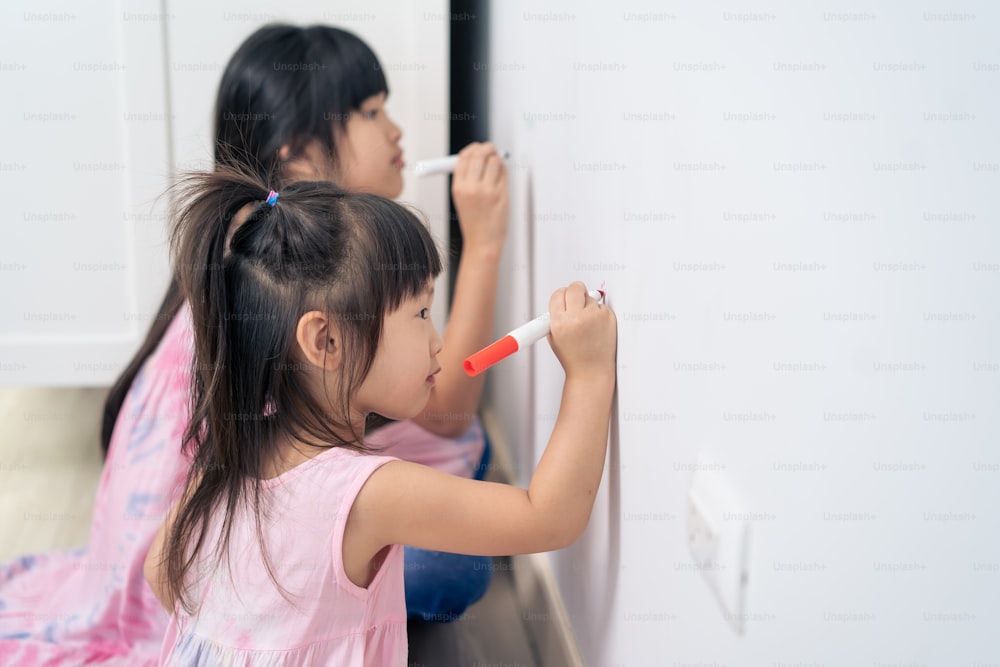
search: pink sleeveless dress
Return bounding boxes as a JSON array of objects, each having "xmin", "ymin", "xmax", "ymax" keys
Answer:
[{"xmin": 158, "ymin": 448, "xmax": 405, "ymax": 666}]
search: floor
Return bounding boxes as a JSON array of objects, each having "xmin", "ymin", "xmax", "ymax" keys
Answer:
[{"xmin": 0, "ymin": 387, "xmax": 538, "ymax": 666}]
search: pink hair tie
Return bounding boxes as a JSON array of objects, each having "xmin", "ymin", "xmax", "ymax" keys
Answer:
[{"xmin": 265, "ymin": 190, "xmax": 279, "ymax": 207}]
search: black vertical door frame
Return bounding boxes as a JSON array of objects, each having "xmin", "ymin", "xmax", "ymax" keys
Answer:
[{"xmin": 448, "ymin": 0, "xmax": 490, "ymax": 302}]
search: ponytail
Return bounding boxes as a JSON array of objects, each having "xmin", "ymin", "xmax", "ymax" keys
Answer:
[{"xmin": 164, "ymin": 169, "xmax": 280, "ymax": 611}]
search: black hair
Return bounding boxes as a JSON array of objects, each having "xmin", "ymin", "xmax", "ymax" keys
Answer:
[
  {"xmin": 164, "ymin": 167, "xmax": 441, "ymax": 612},
  {"xmin": 214, "ymin": 23, "xmax": 389, "ymax": 177},
  {"xmin": 101, "ymin": 24, "xmax": 388, "ymax": 454}
]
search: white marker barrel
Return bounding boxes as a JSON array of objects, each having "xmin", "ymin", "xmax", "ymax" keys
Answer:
[
  {"xmin": 414, "ymin": 155, "xmax": 460, "ymax": 176},
  {"xmin": 509, "ymin": 313, "xmax": 551, "ymax": 348},
  {"xmin": 414, "ymin": 151, "xmax": 510, "ymax": 177}
]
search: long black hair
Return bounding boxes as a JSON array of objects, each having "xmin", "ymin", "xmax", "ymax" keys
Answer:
[
  {"xmin": 101, "ymin": 24, "xmax": 389, "ymax": 454},
  {"xmin": 164, "ymin": 167, "xmax": 441, "ymax": 612}
]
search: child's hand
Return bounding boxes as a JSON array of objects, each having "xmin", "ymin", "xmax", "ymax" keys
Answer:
[
  {"xmin": 451, "ymin": 142, "xmax": 509, "ymax": 257},
  {"xmin": 547, "ymin": 282, "xmax": 618, "ymax": 381}
]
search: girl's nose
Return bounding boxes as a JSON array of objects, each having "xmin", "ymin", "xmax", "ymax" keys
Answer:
[
  {"xmin": 388, "ymin": 115, "xmax": 403, "ymax": 144},
  {"xmin": 431, "ymin": 323, "xmax": 443, "ymax": 357}
]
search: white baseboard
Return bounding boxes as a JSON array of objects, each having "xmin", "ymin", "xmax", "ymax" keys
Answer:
[{"xmin": 511, "ymin": 552, "xmax": 584, "ymax": 667}]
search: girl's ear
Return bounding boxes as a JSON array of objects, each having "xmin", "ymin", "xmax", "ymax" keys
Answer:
[
  {"xmin": 295, "ymin": 310, "xmax": 342, "ymax": 371},
  {"xmin": 279, "ymin": 140, "xmax": 337, "ymax": 183},
  {"xmin": 278, "ymin": 144, "xmax": 307, "ymax": 181}
]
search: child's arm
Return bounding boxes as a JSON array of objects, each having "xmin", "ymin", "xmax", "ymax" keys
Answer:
[
  {"xmin": 409, "ymin": 142, "xmax": 508, "ymax": 438},
  {"xmin": 144, "ymin": 507, "xmax": 176, "ymax": 613},
  {"xmin": 143, "ymin": 471, "xmax": 202, "ymax": 613},
  {"xmin": 347, "ymin": 284, "xmax": 616, "ymax": 567}
]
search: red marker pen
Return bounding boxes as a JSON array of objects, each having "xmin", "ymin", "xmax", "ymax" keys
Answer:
[{"xmin": 464, "ymin": 289, "xmax": 606, "ymax": 376}]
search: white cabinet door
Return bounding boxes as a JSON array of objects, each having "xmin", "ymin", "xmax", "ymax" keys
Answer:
[{"xmin": 0, "ymin": 2, "xmax": 171, "ymax": 385}]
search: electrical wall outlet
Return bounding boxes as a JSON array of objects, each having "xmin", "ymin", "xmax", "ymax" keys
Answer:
[{"xmin": 686, "ymin": 455, "xmax": 751, "ymax": 634}]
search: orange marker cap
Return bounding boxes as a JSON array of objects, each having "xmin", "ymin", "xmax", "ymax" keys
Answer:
[{"xmin": 463, "ymin": 335, "xmax": 519, "ymax": 376}]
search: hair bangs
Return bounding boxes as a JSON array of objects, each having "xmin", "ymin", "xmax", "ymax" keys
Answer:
[
  {"xmin": 356, "ymin": 195, "xmax": 442, "ymax": 314},
  {"xmin": 306, "ymin": 26, "xmax": 389, "ymax": 125}
]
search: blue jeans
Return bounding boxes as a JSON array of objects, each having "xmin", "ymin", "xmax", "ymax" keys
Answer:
[{"xmin": 403, "ymin": 437, "xmax": 494, "ymax": 621}]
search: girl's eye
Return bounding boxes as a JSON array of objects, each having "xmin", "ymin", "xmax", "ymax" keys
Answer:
[
  {"xmin": 363, "ymin": 109, "xmax": 378, "ymax": 120},
  {"xmin": 419, "ymin": 308, "xmax": 429, "ymax": 320}
]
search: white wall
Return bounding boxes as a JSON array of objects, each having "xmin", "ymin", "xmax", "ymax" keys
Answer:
[
  {"xmin": 0, "ymin": 0, "xmax": 448, "ymax": 385},
  {"xmin": 486, "ymin": 1, "xmax": 1000, "ymax": 664}
]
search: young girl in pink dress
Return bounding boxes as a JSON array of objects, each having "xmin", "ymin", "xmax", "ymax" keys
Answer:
[
  {"xmin": 145, "ymin": 169, "xmax": 617, "ymax": 666},
  {"xmin": 0, "ymin": 24, "xmax": 506, "ymax": 665}
]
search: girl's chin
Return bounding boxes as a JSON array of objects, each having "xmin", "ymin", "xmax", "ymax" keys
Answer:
[
  {"xmin": 370, "ymin": 183, "xmax": 403, "ymax": 200},
  {"xmin": 380, "ymin": 396, "xmax": 431, "ymax": 422},
  {"xmin": 386, "ymin": 176, "xmax": 404, "ymax": 199}
]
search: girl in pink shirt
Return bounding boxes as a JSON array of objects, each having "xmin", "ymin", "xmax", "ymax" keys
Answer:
[{"xmin": 144, "ymin": 170, "xmax": 617, "ymax": 666}]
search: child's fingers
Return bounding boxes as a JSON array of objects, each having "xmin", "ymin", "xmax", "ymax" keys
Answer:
[
  {"xmin": 461, "ymin": 142, "xmax": 506, "ymax": 183},
  {"xmin": 473, "ymin": 141, "xmax": 498, "ymax": 160},
  {"xmin": 461, "ymin": 145, "xmax": 488, "ymax": 182},
  {"xmin": 483, "ymin": 143, "xmax": 507, "ymax": 183},
  {"xmin": 456, "ymin": 144, "xmax": 473, "ymax": 180},
  {"xmin": 549, "ymin": 286, "xmax": 568, "ymax": 315},
  {"xmin": 565, "ymin": 282, "xmax": 588, "ymax": 311},
  {"xmin": 482, "ymin": 152, "xmax": 503, "ymax": 186}
]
